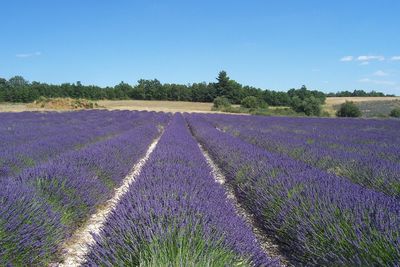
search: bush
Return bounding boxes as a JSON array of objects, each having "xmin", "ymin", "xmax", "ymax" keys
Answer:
[
  {"xmin": 213, "ymin": 97, "xmax": 231, "ymax": 109},
  {"xmin": 241, "ymin": 96, "xmax": 267, "ymax": 109},
  {"xmin": 390, "ymin": 108, "xmax": 400, "ymax": 118},
  {"xmin": 290, "ymin": 96, "xmax": 322, "ymax": 116},
  {"xmin": 320, "ymin": 111, "xmax": 331, "ymax": 117},
  {"xmin": 252, "ymin": 107, "xmax": 301, "ymax": 116},
  {"xmin": 336, "ymin": 101, "xmax": 362, "ymax": 117},
  {"xmin": 241, "ymin": 96, "xmax": 258, "ymax": 109}
]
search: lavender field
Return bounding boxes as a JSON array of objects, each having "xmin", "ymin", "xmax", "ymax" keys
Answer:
[{"xmin": 1, "ymin": 111, "xmax": 399, "ymax": 266}]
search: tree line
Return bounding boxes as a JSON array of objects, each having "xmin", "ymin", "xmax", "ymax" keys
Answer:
[
  {"xmin": 327, "ymin": 90, "xmax": 394, "ymax": 97},
  {"xmin": 0, "ymin": 71, "xmax": 393, "ymax": 108}
]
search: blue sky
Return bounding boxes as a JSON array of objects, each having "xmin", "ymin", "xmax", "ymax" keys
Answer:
[{"xmin": 1, "ymin": 0, "xmax": 399, "ymax": 94}]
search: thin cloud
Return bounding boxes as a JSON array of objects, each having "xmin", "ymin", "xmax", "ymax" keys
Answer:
[
  {"xmin": 359, "ymin": 78, "xmax": 396, "ymax": 85},
  {"xmin": 16, "ymin": 51, "xmax": 42, "ymax": 58},
  {"xmin": 340, "ymin": 56, "xmax": 353, "ymax": 62},
  {"xmin": 373, "ymin": 70, "xmax": 389, "ymax": 77},
  {"xmin": 356, "ymin": 55, "xmax": 385, "ymax": 61},
  {"xmin": 340, "ymin": 55, "xmax": 400, "ymax": 63}
]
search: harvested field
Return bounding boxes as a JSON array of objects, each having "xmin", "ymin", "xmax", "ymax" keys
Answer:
[
  {"xmin": 2, "ymin": 97, "xmax": 400, "ymax": 116},
  {"xmin": 324, "ymin": 96, "xmax": 400, "ymax": 115},
  {"xmin": 97, "ymin": 100, "xmax": 216, "ymax": 113}
]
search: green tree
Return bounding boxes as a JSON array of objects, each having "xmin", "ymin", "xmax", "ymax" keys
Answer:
[
  {"xmin": 288, "ymin": 85, "xmax": 325, "ymax": 116},
  {"xmin": 191, "ymin": 82, "xmax": 215, "ymax": 102},
  {"xmin": 136, "ymin": 79, "xmax": 164, "ymax": 100},
  {"xmin": 336, "ymin": 101, "xmax": 362, "ymax": 117},
  {"xmin": 263, "ymin": 90, "xmax": 291, "ymax": 106},
  {"xmin": 0, "ymin": 78, "xmax": 6, "ymax": 87},
  {"xmin": 288, "ymin": 85, "xmax": 326, "ymax": 104},
  {"xmin": 114, "ymin": 82, "xmax": 132, "ymax": 99},
  {"xmin": 165, "ymin": 84, "xmax": 192, "ymax": 101},
  {"xmin": 226, "ymin": 80, "xmax": 243, "ymax": 104},
  {"xmin": 290, "ymin": 95, "xmax": 321, "ymax": 116},
  {"xmin": 302, "ymin": 96, "xmax": 321, "ymax": 116},
  {"xmin": 8, "ymin": 76, "xmax": 28, "ymax": 87},
  {"xmin": 0, "ymin": 78, "xmax": 6, "ymax": 102},
  {"xmin": 0, "ymin": 73, "xmax": 337, "ymax": 107},
  {"xmin": 215, "ymin": 71, "xmax": 232, "ymax": 98},
  {"xmin": 217, "ymin": 71, "xmax": 229, "ymax": 89}
]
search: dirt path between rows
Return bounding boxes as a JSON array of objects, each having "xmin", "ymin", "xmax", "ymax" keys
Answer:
[
  {"xmin": 197, "ymin": 143, "xmax": 290, "ymax": 266},
  {"xmin": 56, "ymin": 135, "xmax": 162, "ymax": 267}
]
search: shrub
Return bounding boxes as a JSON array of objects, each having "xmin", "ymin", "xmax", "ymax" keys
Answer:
[
  {"xmin": 213, "ymin": 97, "xmax": 231, "ymax": 109},
  {"xmin": 290, "ymin": 96, "xmax": 322, "ymax": 116},
  {"xmin": 336, "ymin": 101, "xmax": 362, "ymax": 117},
  {"xmin": 241, "ymin": 96, "xmax": 258, "ymax": 109},
  {"xmin": 251, "ymin": 107, "xmax": 300, "ymax": 116},
  {"xmin": 320, "ymin": 111, "xmax": 331, "ymax": 117},
  {"xmin": 389, "ymin": 108, "xmax": 400, "ymax": 118}
]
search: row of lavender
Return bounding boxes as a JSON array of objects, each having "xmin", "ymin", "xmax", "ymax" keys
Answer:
[
  {"xmin": 85, "ymin": 114, "xmax": 279, "ymax": 266},
  {"xmin": 0, "ymin": 110, "xmax": 157, "ymax": 178},
  {"xmin": 205, "ymin": 114, "xmax": 400, "ymax": 199},
  {"xmin": 0, "ymin": 111, "xmax": 170, "ymax": 266},
  {"xmin": 186, "ymin": 114, "xmax": 400, "ymax": 265}
]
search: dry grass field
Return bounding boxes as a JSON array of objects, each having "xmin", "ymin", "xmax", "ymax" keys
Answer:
[
  {"xmin": 1, "ymin": 97, "xmax": 399, "ymax": 115},
  {"xmin": 323, "ymin": 97, "xmax": 400, "ymax": 115},
  {"xmin": 97, "ymin": 100, "xmax": 216, "ymax": 113},
  {"xmin": 0, "ymin": 103, "xmax": 47, "ymax": 112},
  {"xmin": 0, "ymin": 100, "xmax": 216, "ymax": 113},
  {"xmin": 325, "ymin": 96, "xmax": 400, "ymax": 105}
]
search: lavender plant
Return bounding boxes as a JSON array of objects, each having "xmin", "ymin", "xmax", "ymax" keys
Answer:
[
  {"xmin": 0, "ymin": 110, "xmax": 167, "ymax": 178},
  {"xmin": 202, "ymin": 114, "xmax": 400, "ymax": 198},
  {"xmin": 186, "ymin": 114, "xmax": 400, "ymax": 266},
  {"xmin": 0, "ymin": 110, "xmax": 170, "ymax": 265},
  {"xmin": 85, "ymin": 114, "xmax": 279, "ymax": 266},
  {"xmin": 0, "ymin": 178, "xmax": 64, "ymax": 265}
]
